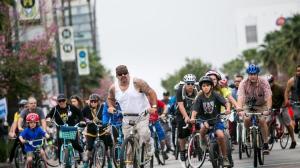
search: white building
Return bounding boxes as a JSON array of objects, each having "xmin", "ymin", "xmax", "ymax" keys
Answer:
[{"xmin": 235, "ymin": 0, "xmax": 300, "ymax": 52}]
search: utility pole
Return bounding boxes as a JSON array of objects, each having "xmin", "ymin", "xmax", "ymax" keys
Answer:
[{"xmin": 52, "ymin": 0, "xmax": 64, "ymax": 93}]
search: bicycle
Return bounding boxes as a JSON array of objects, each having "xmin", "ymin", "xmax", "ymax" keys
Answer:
[
  {"xmin": 120, "ymin": 112, "xmax": 153, "ymax": 168},
  {"xmin": 24, "ymin": 138, "xmax": 51, "ymax": 168},
  {"xmin": 186, "ymin": 114, "xmax": 233, "ymax": 168},
  {"xmin": 45, "ymin": 120, "xmax": 59, "ymax": 165},
  {"xmin": 268, "ymin": 108, "xmax": 290, "ymax": 151},
  {"xmin": 149, "ymin": 121, "xmax": 166, "ymax": 165},
  {"xmin": 291, "ymin": 101, "xmax": 300, "ymax": 138},
  {"xmin": 112, "ymin": 123, "xmax": 124, "ymax": 168},
  {"xmin": 14, "ymin": 138, "xmax": 26, "ymax": 168},
  {"xmin": 235, "ymin": 110, "xmax": 252, "ymax": 160}
]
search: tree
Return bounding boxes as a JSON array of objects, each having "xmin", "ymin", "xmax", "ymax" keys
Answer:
[
  {"xmin": 220, "ymin": 58, "xmax": 245, "ymax": 79},
  {"xmin": 161, "ymin": 58, "xmax": 211, "ymax": 95}
]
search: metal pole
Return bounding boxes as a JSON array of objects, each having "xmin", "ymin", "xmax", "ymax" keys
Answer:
[{"xmin": 52, "ymin": 0, "xmax": 64, "ymax": 93}]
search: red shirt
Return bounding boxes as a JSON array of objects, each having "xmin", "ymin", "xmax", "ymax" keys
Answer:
[{"xmin": 149, "ymin": 100, "xmax": 165, "ymax": 122}]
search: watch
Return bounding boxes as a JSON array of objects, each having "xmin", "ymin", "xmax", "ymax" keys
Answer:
[{"xmin": 152, "ymin": 105, "xmax": 157, "ymax": 108}]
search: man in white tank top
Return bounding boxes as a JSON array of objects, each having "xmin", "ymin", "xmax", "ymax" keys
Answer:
[{"xmin": 107, "ymin": 65, "xmax": 158, "ymax": 157}]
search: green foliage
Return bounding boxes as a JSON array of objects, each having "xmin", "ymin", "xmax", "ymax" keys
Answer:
[
  {"xmin": 161, "ymin": 58, "xmax": 211, "ymax": 95},
  {"xmin": 220, "ymin": 58, "xmax": 245, "ymax": 79}
]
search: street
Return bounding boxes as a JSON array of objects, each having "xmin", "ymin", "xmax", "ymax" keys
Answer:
[{"xmin": 156, "ymin": 138, "xmax": 300, "ymax": 168}]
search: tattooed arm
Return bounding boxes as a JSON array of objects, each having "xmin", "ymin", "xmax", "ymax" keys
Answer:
[
  {"xmin": 133, "ymin": 77, "xmax": 158, "ymax": 107},
  {"xmin": 107, "ymin": 84, "xmax": 116, "ymax": 113}
]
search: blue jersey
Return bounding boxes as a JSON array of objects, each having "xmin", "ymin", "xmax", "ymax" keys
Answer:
[
  {"xmin": 20, "ymin": 126, "xmax": 46, "ymax": 152},
  {"xmin": 168, "ymin": 96, "xmax": 177, "ymax": 115},
  {"xmin": 102, "ymin": 101, "xmax": 123, "ymax": 126}
]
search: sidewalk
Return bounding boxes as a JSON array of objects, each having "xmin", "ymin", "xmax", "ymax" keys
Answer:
[{"xmin": 0, "ymin": 162, "xmax": 13, "ymax": 168}]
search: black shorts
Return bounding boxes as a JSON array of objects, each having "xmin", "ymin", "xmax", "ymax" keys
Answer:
[{"xmin": 176, "ymin": 115, "xmax": 191, "ymax": 139}]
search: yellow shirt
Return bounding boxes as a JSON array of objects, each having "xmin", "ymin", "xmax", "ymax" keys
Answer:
[
  {"xmin": 13, "ymin": 112, "xmax": 20, "ymax": 122},
  {"xmin": 216, "ymin": 87, "xmax": 232, "ymax": 112}
]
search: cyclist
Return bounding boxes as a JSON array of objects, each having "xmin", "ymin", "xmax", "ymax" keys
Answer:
[
  {"xmin": 237, "ymin": 64, "xmax": 272, "ymax": 154},
  {"xmin": 70, "ymin": 95, "xmax": 84, "ymax": 111},
  {"xmin": 46, "ymin": 94, "xmax": 85, "ymax": 162},
  {"xmin": 191, "ymin": 76, "xmax": 231, "ymax": 167},
  {"xmin": 267, "ymin": 75, "xmax": 297, "ymax": 148},
  {"xmin": 8, "ymin": 99, "xmax": 28, "ymax": 163},
  {"xmin": 284, "ymin": 64, "xmax": 300, "ymax": 134},
  {"xmin": 19, "ymin": 113, "xmax": 48, "ymax": 166},
  {"xmin": 160, "ymin": 92, "xmax": 173, "ymax": 153},
  {"xmin": 82, "ymin": 93, "xmax": 114, "ymax": 168},
  {"xmin": 107, "ymin": 65, "xmax": 157, "ymax": 158},
  {"xmin": 176, "ymin": 73, "xmax": 198, "ymax": 162},
  {"xmin": 18, "ymin": 96, "xmax": 47, "ymax": 132}
]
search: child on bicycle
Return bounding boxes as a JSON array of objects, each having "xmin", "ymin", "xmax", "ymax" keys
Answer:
[
  {"xmin": 190, "ymin": 76, "xmax": 231, "ymax": 167},
  {"xmin": 19, "ymin": 113, "xmax": 48, "ymax": 166}
]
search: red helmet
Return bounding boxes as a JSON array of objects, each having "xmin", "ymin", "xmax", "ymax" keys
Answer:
[
  {"xmin": 26, "ymin": 113, "xmax": 40, "ymax": 122},
  {"xmin": 219, "ymin": 79, "xmax": 228, "ymax": 87}
]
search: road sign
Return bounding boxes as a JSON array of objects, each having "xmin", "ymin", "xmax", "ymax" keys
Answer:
[
  {"xmin": 76, "ymin": 48, "xmax": 90, "ymax": 75},
  {"xmin": 59, "ymin": 26, "xmax": 75, "ymax": 61}
]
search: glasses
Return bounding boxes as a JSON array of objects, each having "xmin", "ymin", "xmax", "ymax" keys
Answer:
[
  {"xmin": 117, "ymin": 72, "xmax": 128, "ymax": 76},
  {"xmin": 234, "ymin": 80, "xmax": 241, "ymax": 83},
  {"xmin": 90, "ymin": 100, "xmax": 98, "ymax": 103},
  {"xmin": 186, "ymin": 82, "xmax": 195, "ymax": 86},
  {"xmin": 58, "ymin": 99, "xmax": 66, "ymax": 103}
]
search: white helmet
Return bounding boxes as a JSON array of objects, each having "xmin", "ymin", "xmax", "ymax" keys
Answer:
[{"xmin": 183, "ymin": 74, "xmax": 196, "ymax": 83}]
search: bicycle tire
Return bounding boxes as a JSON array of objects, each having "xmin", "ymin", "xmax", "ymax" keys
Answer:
[
  {"xmin": 238, "ymin": 124, "xmax": 243, "ymax": 160},
  {"xmin": 258, "ymin": 131, "xmax": 264, "ymax": 165},
  {"xmin": 187, "ymin": 134, "xmax": 206, "ymax": 168},
  {"xmin": 209, "ymin": 142, "xmax": 219, "ymax": 168},
  {"xmin": 36, "ymin": 159, "xmax": 47, "ymax": 168},
  {"xmin": 93, "ymin": 140, "xmax": 106, "ymax": 168},
  {"xmin": 279, "ymin": 126, "xmax": 290, "ymax": 149},
  {"xmin": 225, "ymin": 132, "xmax": 234, "ymax": 167},
  {"xmin": 120, "ymin": 137, "xmax": 137, "ymax": 168},
  {"xmin": 269, "ymin": 126, "xmax": 275, "ymax": 151},
  {"xmin": 245, "ymin": 129, "xmax": 252, "ymax": 158},
  {"xmin": 113, "ymin": 143, "xmax": 122, "ymax": 168},
  {"xmin": 154, "ymin": 136, "xmax": 165, "ymax": 165},
  {"xmin": 174, "ymin": 128, "xmax": 179, "ymax": 160},
  {"xmin": 14, "ymin": 144, "xmax": 26, "ymax": 168},
  {"xmin": 252, "ymin": 128, "xmax": 258, "ymax": 168}
]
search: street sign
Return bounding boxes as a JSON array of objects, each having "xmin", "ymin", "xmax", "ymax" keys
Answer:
[
  {"xmin": 59, "ymin": 26, "xmax": 75, "ymax": 61},
  {"xmin": 76, "ymin": 48, "xmax": 90, "ymax": 75}
]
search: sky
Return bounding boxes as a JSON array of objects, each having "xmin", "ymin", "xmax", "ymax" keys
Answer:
[{"xmin": 96, "ymin": 0, "xmax": 294, "ymax": 99}]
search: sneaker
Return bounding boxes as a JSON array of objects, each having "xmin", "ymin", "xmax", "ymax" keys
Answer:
[
  {"xmin": 289, "ymin": 141, "xmax": 297, "ymax": 149},
  {"xmin": 223, "ymin": 157, "xmax": 231, "ymax": 167},
  {"xmin": 263, "ymin": 143, "xmax": 269, "ymax": 155}
]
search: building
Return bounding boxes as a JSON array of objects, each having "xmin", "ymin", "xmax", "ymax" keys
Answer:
[{"xmin": 235, "ymin": 0, "xmax": 300, "ymax": 52}]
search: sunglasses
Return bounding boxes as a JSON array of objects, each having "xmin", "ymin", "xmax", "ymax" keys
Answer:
[
  {"xmin": 117, "ymin": 72, "xmax": 128, "ymax": 76},
  {"xmin": 58, "ymin": 99, "xmax": 66, "ymax": 103},
  {"xmin": 234, "ymin": 80, "xmax": 241, "ymax": 83},
  {"xmin": 186, "ymin": 82, "xmax": 195, "ymax": 86},
  {"xmin": 90, "ymin": 100, "xmax": 98, "ymax": 103}
]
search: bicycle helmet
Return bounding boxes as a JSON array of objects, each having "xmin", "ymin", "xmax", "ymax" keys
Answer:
[
  {"xmin": 183, "ymin": 74, "xmax": 196, "ymax": 83},
  {"xmin": 219, "ymin": 79, "xmax": 228, "ymax": 87},
  {"xmin": 18, "ymin": 99, "xmax": 28, "ymax": 106},
  {"xmin": 205, "ymin": 70, "xmax": 221, "ymax": 81},
  {"xmin": 26, "ymin": 113, "xmax": 40, "ymax": 123},
  {"xmin": 246, "ymin": 64, "xmax": 260, "ymax": 74},
  {"xmin": 199, "ymin": 76, "xmax": 214, "ymax": 87},
  {"xmin": 89, "ymin": 93, "xmax": 100, "ymax": 101},
  {"xmin": 266, "ymin": 74, "xmax": 274, "ymax": 83}
]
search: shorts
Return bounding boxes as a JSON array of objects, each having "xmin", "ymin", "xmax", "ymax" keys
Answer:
[
  {"xmin": 292, "ymin": 104, "xmax": 300, "ymax": 119},
  {"xmin": 201, "ymin": 121, "xmax": 225, "ymax": 131},
  {"xmin": 176, "ymin": 115, "xmax": 191, "ymax": 139},
  {"xmin": 278, "ymin": 108, "xmax": 291, "ymax": 126},
  {"xmin": 149, "ymin": 120, "xmax": 166, "ymax": 141}
]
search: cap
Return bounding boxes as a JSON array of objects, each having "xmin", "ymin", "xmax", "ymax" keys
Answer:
[
  {"xmin": 57, "ymin": 94, "xmax": 66, "ymax": 101},
  {"xmin": 116, "ymin": 65, "xmax": 129, "ymax": 76}
]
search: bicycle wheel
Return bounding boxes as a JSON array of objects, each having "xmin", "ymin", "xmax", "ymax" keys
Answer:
[
  {"xmin": 113, "ymin": 143, "xmax": 122, "ymax": 168},
  {"xmin": 245, "ymin": 129, "xmax": 252, "ymax": 158},
  {"xmin": 208, "ymin": 142, "xmax": 219, "ymax": 168},
  {"xmin": 238, "ymin": 124, "xmax": 243, "ymax": 160},
  {"xmin": 187, "ymin": 134, "xmax": 206, "ymax": 168},
  {"xmin": 44, "ymin": 144, "xmax": 59, "ymax": 167},
  {"xmin": 14, "ymin": 144, "xmax": 26, "ymax": 168},
  {"xmin": 174, "ymin": 128, "xmax": 179, "ymax": 160},
  {"xmin": 252, "ymin": 128, "xmax": 258, "ymax": 168},
  {"xmin": 225, "ymin": 133, "xmax": 234, "ymax": 168},
  {"xmin": 141, "ymin": 142, "xmax": 153, "ymax": 168},
  {"xmin": 258, "ymin": 131, "xmax": 264, "ymax": 165},
  {"xmin": 36, "ymin": 159, "xmax": 47, "ymax": 168},
  {"xmin": 269, "ymin": 126, "xmax": 275, "ymax": 151},
  {"xmin": 279, "ymin": 126, "xmax": 290, "ymax": 149},
  {"xmin": 60, "ymin": 146, "xmax": 72, "ymax": 168},
  {"xmin": 93, "ymin": 140, "xmax": 106, "ymax": 168},
  {"xmin": 120, "ymin": 137, "xmax": 137, "ymax": 168},
  {"xmin": 154, "ymin": 136, "xmax": 165, "ymax": 165}
]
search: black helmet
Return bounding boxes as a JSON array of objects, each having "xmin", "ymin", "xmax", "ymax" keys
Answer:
[
  {"xmin": 89, "ymin": 93, "xmax": 100, "ymax": 101},
  {"xmin": 18, "ymin": 99, "xmax": 28, "ymax": 106},
  {"xmin": 199, "ymin": 76, "xmax": 214, "ymax": 87}
]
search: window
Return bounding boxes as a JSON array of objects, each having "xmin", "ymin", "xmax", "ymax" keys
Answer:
[{"xmin": 245, "ymin": 25, "xmax": 257, "ymax": 43}]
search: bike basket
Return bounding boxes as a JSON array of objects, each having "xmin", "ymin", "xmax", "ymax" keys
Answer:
[{"xmin": 59, "ymin": 126, "xmax": 77, "ymax": 140}]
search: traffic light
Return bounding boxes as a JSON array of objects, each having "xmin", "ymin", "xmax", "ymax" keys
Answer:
[{"xmin": 76, "ymin": 48, "xmax": 90, "ymax": 75}]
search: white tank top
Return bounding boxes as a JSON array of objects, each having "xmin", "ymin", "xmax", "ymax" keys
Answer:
[{"xmin": 115, "ymin": 77, "xmax": 150, "ymax": 115}]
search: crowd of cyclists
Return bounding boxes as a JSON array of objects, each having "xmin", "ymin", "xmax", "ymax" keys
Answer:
[{"xmin": 3, "ymin": 64, "xmax": 300, "ymax": 168}]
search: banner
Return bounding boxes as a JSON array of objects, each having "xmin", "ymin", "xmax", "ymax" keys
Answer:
[
  {"xmin": 17, "ymin": 0, "xmax": 41, "ymax": 21},
  {"xmin": 0, "ymin": 98, "xmax": 8, "ymax": 120}
]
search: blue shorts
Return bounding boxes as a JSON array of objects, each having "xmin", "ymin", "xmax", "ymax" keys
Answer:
[
  {"xmin": 149, "ymin": 121, "xmax": 166, "ymax": 141},
  {"xmin": 214, "ymin": 122, "xmax": 225, "ymax": 131}
]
